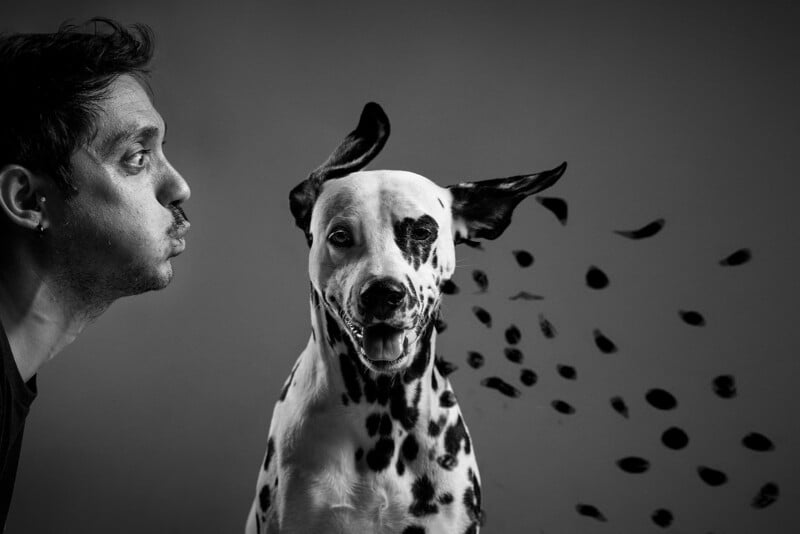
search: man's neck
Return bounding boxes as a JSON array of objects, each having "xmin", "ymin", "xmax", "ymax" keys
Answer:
[{"xmin": 0, "ymin": 255, "xmax": 98, "ymax": 381}]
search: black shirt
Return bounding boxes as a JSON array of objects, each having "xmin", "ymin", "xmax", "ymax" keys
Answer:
[{"xmin": 0, "ymin": 318, "xmax": 36, "ymax": 528}]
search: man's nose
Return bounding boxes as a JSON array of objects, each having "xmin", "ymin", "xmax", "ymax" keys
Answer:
[
  {"xmin": 157, "ymin": 158, "xmax": 191, "ymax": 207},
  {"xmin": 359, "ymin": 277, "xmax": 408, "ymax": 320}
]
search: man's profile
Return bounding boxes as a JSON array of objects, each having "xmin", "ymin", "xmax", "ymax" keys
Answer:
[{"xmin": 0, "ymin": 18, "xmax": 190, "ymax": 525}]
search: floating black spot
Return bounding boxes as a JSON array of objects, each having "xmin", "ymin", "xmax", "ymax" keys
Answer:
[
  {"xmin": 434, "ymin": 316, "xmax": 447, "ymax": 333},
  {"xmin": 617, "ymin": 456, "xmax": 650, "ymax": 474},
  {"xmin": 614, "ymin": 218, "xmax": 665, "ymax": 240},
  {"xmin": 366, "ymin": 413, "xmax": 381, "ymax": 437},
  {"xmin": 651, "ymin": 508, "xmax": 673, "ymax": 528},
  {"xmin": 538, "ymin": 314, "xmax": 557, "ymax": 339},
  {"xmin": 586, "ymin": 265, "xmax": 609, "ymax": 289},
  {"xmin": 576, "ymin": 503, "xmax": 607, "ymax": 522},
  {"xmin": 509, "ymin": 291, "xmax": 544, "ymax": 301},
  {"xmin": 752, "ymin": 482, "xmax": 779, "ymax": 509},
  {"xmin": 402, "ymin": 526, "xmax": 425, "ymax": 534},
  {"xmin": 593, "ymin": 329, "xmax": 617, "ymax": 353},
  {"xmin": 402, "ymin": 434, "xmax": 419, "ymax": 462},
  {"xmin": 720, "ymin": 248, "xmax": 751, "ymax": 266},
  {"xmin": 435, "ymin": 356, "xmax": 458, "ymax": 377},
  {"xmin": 646, "ymin": 388, "xmax": 678, "ymax": 410},
  {"xmin": 437, "ymin": 454, "xmax": 458, "ymax": 470},
  {"xmin": 472, "ymin": 270, "xmax": 488, "ymax": 292},
  {"xmin": 661, "ymin": 427, "xmax": 689, "ymax": 450},
  {"xmin": 742, "ymin": 432, "xmax": 775, "ymax": 452},
  {"xmin": 698, "ymin": 466, "xmax": 728, "ymax": 486},
  {"xmin": 440, "ymin": 390, "xmax": 457, "ymax": 408},
  {"xmin": 441, "ymin": 279, "xmax": 459, "ymax": 295},
  {"xmin": 712, "ymin": 375, "xmax": 737, "ymax": 398},
  {"xmin": 366, "ymin": 438, "xmax": 395, "ymax": 472},
  {"xmin": 472, "ymin": 306, "xmax": 492, "ymax": 327},
  {"xmin": 467, "ymin": 351, "xmax": 485, "ymax": 369},
  {"xmin": 409, "ymin": 475, "xmax": 439, "ymax": 517},
  {"xmin": 557, "ymin": 364, "xmax": 576, "ymax": 380},
  {"xmin": 258, "ymin": 483, "xmax": 271, "ymax": 512},
  {"xmin": 610, "ymin": 396, "xmax": 629, "ymax": 418},
  {"xmin": 551, "ymin": 399, "xmax": 575, "ymax": 414},
  {"xmin": 512, "ymin": 250, "xmax": 534, "ymax": 267},
  {"xmin": 536, "ymin": 196, "xmax": 568, "ymax": 225},
  {"xmin": 679, "ymin": 310, "xmax": 706, "ymax": 326},
  {"xmin": 481, "ymin": 377, "xmax": 521, "ymax": 398},
  {"xmin": 439, "ymin": 493, "xmax": 454, "ymax": 505},
  {"xmin": 520, "ymin": 369, "xmax": 537, "ymax": 386},
  {"xmin": 504, "ymin": 347, "xmax": 524, "ymax": 364},
  {"xmin": 505, "ymin": 325, "xmax": 521, "ymax": 345}
]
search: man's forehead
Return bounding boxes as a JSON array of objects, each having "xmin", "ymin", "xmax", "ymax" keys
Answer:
[{"xmin": 89, "ymin": 75, "xmax": 164, "ymax": 153}]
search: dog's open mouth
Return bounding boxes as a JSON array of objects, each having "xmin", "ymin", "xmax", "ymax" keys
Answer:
[{"xmin": 341, "ymin": 311, "xmax": 413, "ymax": 368}]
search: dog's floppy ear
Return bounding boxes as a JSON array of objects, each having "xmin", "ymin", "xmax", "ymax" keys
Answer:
[
  {"xmin": 289, "ymin": 102, "xmax": 390, "ymax": 239},
  {"xmin": 448, "ymin": 162, "xmax": 567, "ymax": 243}
]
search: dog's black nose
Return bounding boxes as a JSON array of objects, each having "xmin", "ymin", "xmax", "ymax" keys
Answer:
[{"xmin": 360, "ymin": 278, "xmax": 407, "ymax": 319}]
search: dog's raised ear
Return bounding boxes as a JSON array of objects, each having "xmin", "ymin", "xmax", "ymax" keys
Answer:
[
  {"xmin": 289, "ymin": 102, "xmax": 390, "ymax": 240},
  {"xmin": 448, "ymin": 162, "xmax": 567, "ymax": 243}
]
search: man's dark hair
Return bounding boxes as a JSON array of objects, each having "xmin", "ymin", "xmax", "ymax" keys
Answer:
[{"xmin": 0, "ymin": 18, "xmax": 154, "ymax": 196}]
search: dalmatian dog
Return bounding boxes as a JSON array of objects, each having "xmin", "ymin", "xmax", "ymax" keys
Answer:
[{"xmin": 246, "ymin": 102, "xmax": 565, "ymax": 534}]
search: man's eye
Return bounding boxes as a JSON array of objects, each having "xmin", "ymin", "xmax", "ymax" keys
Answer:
[
  {"xmin": 124, "ymin": 150, "xmax": 150, "ymax": 170},
  {"xmin": 411, "ymin": 226, "xmax": 433, "ymax": 241},
  {"xmin": 328, "ymin": 228, "xmax": 354, "ymax": 247}
]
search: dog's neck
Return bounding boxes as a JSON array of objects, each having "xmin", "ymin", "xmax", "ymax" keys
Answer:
[{"xmin": 305, "ymin": 288, "xmax": 443, "ymax": 429}]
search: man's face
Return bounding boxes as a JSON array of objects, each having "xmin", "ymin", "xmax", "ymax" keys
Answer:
[{"xmin": 48, "ymin": 74, "xmax": 191, "ymax": 302}]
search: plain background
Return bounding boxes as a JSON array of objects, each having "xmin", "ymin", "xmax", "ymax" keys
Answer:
[{"xmin": 2, "ymin": 1, "xmax": 798, "ymax": 532}]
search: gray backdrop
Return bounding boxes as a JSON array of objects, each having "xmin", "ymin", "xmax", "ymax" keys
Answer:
[{"xmin": 2, "ymin": 1, "xmax": 798, "ymax": 532}]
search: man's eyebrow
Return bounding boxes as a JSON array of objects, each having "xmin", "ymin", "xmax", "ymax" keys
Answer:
[{"xmin": 96, "ymin": 124, "xmax": 163, "ymax": 157}]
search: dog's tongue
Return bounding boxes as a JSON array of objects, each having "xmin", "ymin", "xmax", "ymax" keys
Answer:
[{"xmin": 363, "ymin": 324, "xmax": 405, "ymax": 362}]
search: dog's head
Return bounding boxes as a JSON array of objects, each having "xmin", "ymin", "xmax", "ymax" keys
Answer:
[{"xmin": 291, "ymin": 103, "xmax": 565, "ymax": 374}]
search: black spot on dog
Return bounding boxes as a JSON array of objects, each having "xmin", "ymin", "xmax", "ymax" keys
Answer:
[
  {"xmin": 712, "ymin": 374, "xmax": 737, "ymax": 398},
  {"xmin": 536, "ymin": 196, "xmax": 567, "ymax": 225},
  {"xmin": 661, "ymin": 427, "xmax": 689, "ymax": 450},
  {"xmin": 504, "ymin": 347, "xmax": 524, "ymax": 364},
  {"xmin": 441, "ymin": 279, "xmax": 459, "ymax": 295},
  {"xmin": 404, "ymin": 324, "xmax": 434, "ymax": 383},
  {"xmin": 614, "ymin": 218, "xmax": 665, "ymax": 240},
  {"xmin": 366, "ymin": 437, "xmax": 396, "ymax": 472},
  {"xmin": 439, "ymin": 493, "xmax": 454, "ymax": 505},
  {"xmin": 472, "ymin": 270, "xmax": 488, "ymax": 292},
  {"xmin": 390, "ymin": 380, "xmax": 422, "ymax": 431},
  {"xmin": 551, "ymin": 400, "xmax": 575, "ymax": 414},
  {"xmin": 366, "ymin": 413, "xmax": 381, "ymax": 437},
  {"xmin": 258, "ymin": 484, "xmax": 271, "ymax": 512},
  {"xmin": 440, "ymin": 390, "xmax": 457, "ymax": 408},
  {"xmin": 428, "ymin": 419, "xmax": 442, "ymax": 438},
  {"xmin": 467, "ymin": 351, "xmax": 485, "ymax": 369},
  {"xmin": 698, "ymin": 466, "xmax": 728, "ymax": 486},
  {"xmin": 402, "ymin": 434, "xmax": 419, "ymax": 462},
  {"xmin": 720, "ymin": 248, "xmax": 751, "ymax": 266},
  {"xmin": 394, "ymin": 215, "xmax": 439, "ymax": 270},
  {"xmin": 463, "ymin": 468, "xmax": 483, "ymax": 529},
  {"xmin": 355, "ymin": 448, "xmax": 364, "ymax": 462},
  {"xmin": 339, "ymin": 353, "xmax": 363, "ymax": 404},
  {"xmin": 379, "ymin": 413, "xmax": 393, "ymax": 436},
  {"xmin": 617, "ymin": 456, "xmax": 650, "ymax": 474},
  {"xmin": 434, "ymin": 316, "xmax": 447, "ymax": 333},
  {"xmin": 520, "ymin": 369, "xmax": 537, "ymax": 386},
  {"xmin": 472, "ymin": 306, "xmax": 492, "ymax": 327},
  {"xmin": 651, "ymin": 508, "xmax": 673, "ymax": 528},
  {"xmin": 431, "ymin": 249, "xmax": 438, "ymax": 269},
  {"xmin": 278, "ymin": 362, "xmax": 299, "ymax": 402},
  {"xmin": 341, "ymin": 394, "xmax": 349, "ymax": 406},
  {"xmin": 504, "ymin": 325, "xmax": 521, "ymax": 345},
  {"xmin": 325, "ymin": 310, "xmax": 343, "ymax": 346},
  {"xmin": 593, "ymin": 329, "xmax": 617, "ymax": 353},
  {"xmin": 435, "ymin": 356, "xmax": 458, "ymax": 377},
  {"xmin": 646, "ymin": 388, "xmax": 678, "ymax": 410},
  {"xmin": 263, "ymin": 437, "xmax": 275, "ymax": 471},
  {"xmin": 509, "ymin": 291, "xmax": 544, "ymax": 301},
  {"xmin": 576, "ymin": 503, "xmax": 607, "ymax": 522},
  {"xmin": 752, "ymin": 482, "xmax": 779, "ymax": 509},
  {"xmin": 410, "ymin": 475, "xmax": 439, "ymax": 517},
  {"xmin": 610, "ymin": 396, "xmax": 629, "ymax": 418},
  {"xmin": 742, "ymin": 432, "xmax": 775, "ymax": 452},
  {"xmin": 539, "ymin": 314, "xmax": 557, "ymax": 339},
  {"xmin": 437, "ymin": 454, "xmax": 458, "ymax": 470},
  {"xmin": 396, "ymin": 458, "xmax": 405, "ymax": 476},
  {"xmin": 431, "ymin": 369, "xmax": 438, "ymax": 391},
  {"xmin": 403, "ymin": 526, "xmax": 425, "ymax": 534},
  {"xmin": 444, "ymin": 415, "xmax": 471, "ymax": 457},
  {"xmin": 481, "ymin": 377, "xmax": 521, "ymax": 398},
  {"xmin": 512, "ymin": 249, "xmax": 534, "ymax": 267},
  {"xmin": 679, "ymin": 310, "xmax": 706, "ymax": 326},
  {"xmin": 586, "ymin": 265, "xmax": 609, "ymax": 289},
  {"xmin": 557, "ymin": 364, "xmax": 576, "ymax": 380}
]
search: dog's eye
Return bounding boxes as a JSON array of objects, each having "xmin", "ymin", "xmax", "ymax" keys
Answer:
[
  {"xmin": 411, "ymin": 226, "xmax": 433, "ymax": 241},
  {"xmin": 328, "ymin": 228, "xmax": 354, "ymax": 247}
]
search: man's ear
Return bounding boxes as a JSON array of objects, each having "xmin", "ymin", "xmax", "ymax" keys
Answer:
[
  {"xmin": 0, "ymin": 164, "xmax": 50, "ymax": 233},
  {"xmin": 448, "ymin": 162, "xmax": 567, "ymax": 243},
  {"xmin": 289, "ymin": 102, "xmax": 390, "ymax": 238}
]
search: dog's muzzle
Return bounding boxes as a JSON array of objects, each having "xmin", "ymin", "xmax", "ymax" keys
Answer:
[{"xmin": 353, "ymin": 277, "xmax": 413, "ymax": 364}]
